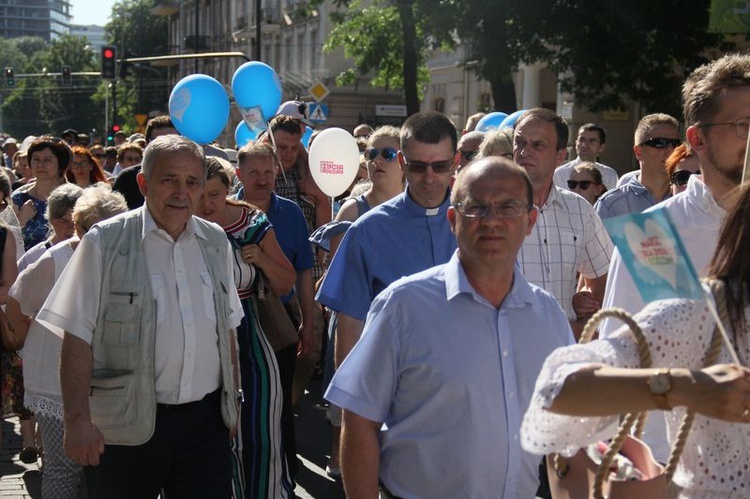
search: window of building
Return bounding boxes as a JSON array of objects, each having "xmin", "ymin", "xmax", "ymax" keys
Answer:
[{"xmin": 434, "ymin": 97, "xmax": 445, "ymax": 113}]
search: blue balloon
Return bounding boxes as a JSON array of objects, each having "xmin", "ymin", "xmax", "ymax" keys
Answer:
[
  {"xmin": 231, "ymin": 62, "xmax": 282, "ymax": 124},
  {"xmin": 301, "ymin": 126, "xmax": 313, "ymax": 150},
  {"xmin": 498, "ymin": 110, "xmax": 528, "ymax": 130},
  {"xmin": 475, "ymin": 112, "xmax": 508, "ymax": 132},
  {"xmin": 235, "ymin": 121, "xmax": 259, "ymax": 148},
  {"xmin": 168, "ymin": 74, "xmax": 229, "ymax": 144}
]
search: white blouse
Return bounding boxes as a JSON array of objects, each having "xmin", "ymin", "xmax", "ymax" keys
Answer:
[{"xmin": 521, "ymin": 297, "xmax": 750, "ymax": 498}]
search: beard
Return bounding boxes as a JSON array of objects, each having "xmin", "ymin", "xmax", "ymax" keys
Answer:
[{"xmin": 707, "ymin": 146, "xmax": 743, "ymax": 185}]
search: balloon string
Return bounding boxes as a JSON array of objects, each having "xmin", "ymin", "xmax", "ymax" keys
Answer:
[{"xmin": 265, "ymin": 120, "xmax": 288, "ymax": 187}]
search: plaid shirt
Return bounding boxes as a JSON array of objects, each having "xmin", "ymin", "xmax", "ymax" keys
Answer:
[
  {"xmin": 275, "ymin": 166, "xmax": 323, "ymax": 281},
  {"xmin": 518, "ymin": 186, "xmax": 613, "ymax": 320}
]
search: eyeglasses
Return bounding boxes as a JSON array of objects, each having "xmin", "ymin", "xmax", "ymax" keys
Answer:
[
  {"xmin": 454, "ymin": 200, "xmax": 533, "ymax": 219},
  {"xmin": 697, "ymin": 118, "xmax": 750, "ymax": 139},
  {"xmin": 402, "ymin": 157, "xmax": 454, "ymax": 174},
  {"xmin": 92, "ymin": 153, "xmax": 105, "ymax": 158},
  {"xmin": 670, "ymin": 169, "xmax": 700, "ymax": 186},
  {"xmin": 567, "ymin": 180, "xmax": 600, "ymax": 190},
  {"xmin": 364, "ymin": 147, "xmax": 398, "ymax": 162},
  {"xmin": 459, "ymin": 149, "xmax": 478, "ymax": 161},
  {"xmin": 639, "ymin": 137, "xmax": 682, "ymax": 149}
]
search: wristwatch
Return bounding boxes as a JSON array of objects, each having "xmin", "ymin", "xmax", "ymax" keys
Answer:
[{"xmin": 648, "ymin": 368, "xmax": 673, "ymax": 410}]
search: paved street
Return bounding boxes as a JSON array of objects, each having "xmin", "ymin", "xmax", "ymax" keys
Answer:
[{"xmin": 0, "ymin": 380, "xmax": 345, "ymax": 499}]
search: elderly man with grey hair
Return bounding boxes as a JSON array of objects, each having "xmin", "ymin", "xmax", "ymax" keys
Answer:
[{"xmin": 38, "ymin": 135, "xmax": 244, "ymax": 498}]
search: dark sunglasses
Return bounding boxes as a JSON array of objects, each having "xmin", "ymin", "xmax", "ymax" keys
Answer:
[
  {"xmin": 364, "ymin": 147, "xmax": 398, "ymax": 162},
  {"xmin": 567, "ymin": 180, "xmax": 599, "ymax": 190},
  {"xmin": 459, "ymin": 149, "xmax": 478, "ymax": 161},
  {"xmin": 670, "ymin": 169, "xmax": 700, "ymax": 187},
  {"xmin": 402, "ymin": 158, "xmax": 454, "ymax": 174},
  {"xmin": 640, "ymin": 137, "xmax": 682, "ymax": 149}
]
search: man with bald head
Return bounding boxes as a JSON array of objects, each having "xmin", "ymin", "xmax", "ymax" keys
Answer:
[{"xmin": 326, "ymin": 157, "xmax": 573, "ymax": 498}]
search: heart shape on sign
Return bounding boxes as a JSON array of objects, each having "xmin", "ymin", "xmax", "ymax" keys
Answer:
[{"xmin": 623, "ymin": 219, "xmax": 678, "ymax": 289}]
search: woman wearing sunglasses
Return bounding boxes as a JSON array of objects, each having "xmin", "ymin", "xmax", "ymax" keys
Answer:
[
  {"xmin": 567, "ymin": 163, "xmax": 607, "ymax": 205},
  {"xmin": 665, "ymin": 143, "xmax": 701, "ymax": 196},
  {"xmin": 315, "ymin": 125, "xmax": 405, "ymax": 478}
]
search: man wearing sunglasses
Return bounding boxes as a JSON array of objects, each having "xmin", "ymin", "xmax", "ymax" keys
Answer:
[
  {"xmin": 513, "ymin": 108, "xmax": 613, "ymax": 338},
  {"xmin": 325, "ymin": 158, "xmax": 574, "ymax": 498},
  {"xmin": 457, "ymin": 130, "xmax": 485, "ymax": 169},
  {"xmin": 594, "ymin": 113, "xmax": 680, "ymax": 220},
  {"xmin": 553, "ymin": 123, "xmax": 619, "ymax": 191},
  {"xmin": 598, "ymin": 53, "xmax": 750, "ymax": 464},
  {"xmin": 317, "ymin": 111, "xmax": 458, "ymax": 398}
]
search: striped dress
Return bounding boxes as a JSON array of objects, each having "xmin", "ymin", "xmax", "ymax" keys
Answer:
[{"xmin": 224, "ymin": 207, "xmax": 293, "ymax": 499}]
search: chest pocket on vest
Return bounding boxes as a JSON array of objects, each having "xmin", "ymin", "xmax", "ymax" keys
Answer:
[
  {"xmin": 200, "ymin": 272, "xmax": 217, "ymax": 322},
  {"xmin": 102, "ymin": 289, "xmax": 142, "ymax": 346}
]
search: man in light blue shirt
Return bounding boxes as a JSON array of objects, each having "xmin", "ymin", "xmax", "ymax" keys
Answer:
[
  {"xmin": 326, "ymin": 158, "xmax": 574, "ymax": 498},
  {"xmin": 316, "ymin": 111, "xmax": 459, "ymax": 369},
  {"xmin": 594, "ymin": 113, "xmax": 680, "ymax": 220}
]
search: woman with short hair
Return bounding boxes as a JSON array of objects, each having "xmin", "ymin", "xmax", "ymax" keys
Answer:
[{"xmin": 6, "ymin": 184, "xmax": 128, "ymax": 498}]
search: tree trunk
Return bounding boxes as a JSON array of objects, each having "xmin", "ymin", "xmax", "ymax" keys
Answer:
[
  {"xmin": 397, "ymin": 0, "xmax": 420, "ymax": 116},
  {"xmin": 490, "ymin": 78, "xmax": 516, "ymax": 113}
]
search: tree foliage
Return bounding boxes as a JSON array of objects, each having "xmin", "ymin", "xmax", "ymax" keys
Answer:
[
  {"xmin": 519, "ymin": 0, "xmax": 722, "ymax": 117},
  {"xmin": 324, "ymin": 2, "xmax": 429, "ymax": 103},
  {"xmin": 319, "ymin": 0, "xmax": 727, "ymax": 117},
  {"xmin": 99, "ymin": 0, "xmax": 170, "ymax": 128},
  {"xmin": 1, "ymin": 35, "xmax": 102, "ymax": 138}
]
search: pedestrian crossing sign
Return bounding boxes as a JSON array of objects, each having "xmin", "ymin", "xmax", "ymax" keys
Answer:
[{"xmin": 308, "ymin": 103, "xmax": 328, "ymax": 123}]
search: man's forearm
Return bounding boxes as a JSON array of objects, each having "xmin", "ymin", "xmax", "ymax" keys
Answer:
[
  {"xmin": 341, "ymin": 410, "xmax": 381, "ymax": 499},
  {"xmin": 60, "ymin": 333, "xmax": 94, "ymax": 424},
  {"xmin": 335, "ymin": 313, "xmax": 364, "ymax": 368}
]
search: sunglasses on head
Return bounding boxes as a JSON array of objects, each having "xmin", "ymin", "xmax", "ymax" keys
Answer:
[
  {"xmin": 402, "ymin": 158, "xmax": 454, "ymax": 174},
  {"xmin": 670, "ymin": 169, "xmax": 700, "ymax": 187},
  {"xmin": 365, "ymin": 147, "xmax": 398, "ymax": 162},
  {"xmin": 460, "ymin": 149, "xmax": 478, "ymax": 161},
  {"xmin": 640, "ymin": 137, "xmax": 682, "ymax": 149},
  {"xmin": 567, "ymin": 180, "xmax": 599, "ymax": 190}
]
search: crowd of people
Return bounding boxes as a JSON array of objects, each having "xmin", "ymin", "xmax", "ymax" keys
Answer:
[{"xmin": 0, "ymin": 51, "xmax": 749, "ymax": 499}]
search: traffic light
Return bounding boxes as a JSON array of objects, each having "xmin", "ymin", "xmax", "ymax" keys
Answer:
[
  {"xmin": 4, "ymin": 67, "xmax": 14, "ymax": 87},
  {"xmin": 61, "ymin": 65, "xmax": 72, "ymax": 86},
  {"xmin": 101, "ymin": 46, "xmax": 116, "ymax": 79},
  {"xmin": 107, "ymin": 124, "xmax": 121, "ymax": 144}
]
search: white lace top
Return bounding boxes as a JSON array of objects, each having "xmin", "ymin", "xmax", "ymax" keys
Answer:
[{"xmin": 521, "ymin": 297, "xmax": 750, "ymax": 498}]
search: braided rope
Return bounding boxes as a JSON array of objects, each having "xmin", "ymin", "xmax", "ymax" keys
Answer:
[
  {"xmin": 663, "ymin": 279, "xmax": 727, "ymax": 480},
  {"xmin": 582, "ymin": 309, "xmax": 653, "ymax": 499},
  {"xmin": 552, "ymin": 295, "xmax": 729, "ymax": 497},
  {"xmin": 551, "ymin": 308, "xmax": 652, "ymax": 486}
]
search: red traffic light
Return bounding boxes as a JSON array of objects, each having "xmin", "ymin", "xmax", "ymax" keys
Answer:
[
  {"xmin": 112, "ymin": 125, "xmax": 121, "ymax": 132},
  {"xmin": 101, "ymin": 45, "xmax": 117, "ymax": 79}
]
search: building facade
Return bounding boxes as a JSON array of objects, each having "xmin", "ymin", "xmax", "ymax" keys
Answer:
[
  {"xmin": 153, "ymin": 0, "xmax": 405, "ymax": 145},
  {"xmin": 423, "ymin": 42, "xmax": 642, "ymax": 174},
  {"xmin": 0, "ymin": 0, "xmax": 71, "ymax": 41}
]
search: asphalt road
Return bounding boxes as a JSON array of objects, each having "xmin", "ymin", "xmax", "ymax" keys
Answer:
[{"xmin": 0, "ymin": 379, "xmax": 345, "ymax": 499}]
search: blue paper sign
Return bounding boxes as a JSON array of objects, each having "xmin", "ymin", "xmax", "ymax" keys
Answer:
[{"xmin": 604, "ymin": 209, "xmax": 703, "ymax": 302}]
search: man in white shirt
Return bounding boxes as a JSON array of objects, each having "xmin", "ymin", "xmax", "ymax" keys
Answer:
[
  {"xmin": 553, "ymin": 123, "xmax": 619, "ymax": 191},
  {"xmin": 40, "ymin": 135, "xmax": 243, "ymax": 498},
  {"xmin": 513, "ymin": 108, "xmax": 613, "ymax": 337},
  {"xmin": 600, "ymin": 53, "xmax": 750, "ymax": 462}
]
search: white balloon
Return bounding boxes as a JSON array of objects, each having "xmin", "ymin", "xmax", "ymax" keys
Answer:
[{"xmin": 308, "ymin": 128, "xmax": 361, "ymax": 198}]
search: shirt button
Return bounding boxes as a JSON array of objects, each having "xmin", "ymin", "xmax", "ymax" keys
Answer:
[
  {"xmin": 508, "ymin": 392, "xmax": 514, "ymax": 399},
  {"xmin": 503, "ymin": 350, "xmax": 509, "ymax": 357},
  {"xmin": 513, "ymin": 434, "xmax": 519, "ymax": 441}
]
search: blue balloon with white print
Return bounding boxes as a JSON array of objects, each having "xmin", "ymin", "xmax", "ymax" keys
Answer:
[{"xmin": 169, "ymin": 74, "xmax": 229, "ymax": 144}]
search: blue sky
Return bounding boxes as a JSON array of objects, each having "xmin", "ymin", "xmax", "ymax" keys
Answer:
[{"xmin": 70, "ymin": 0, "xmax": 116, "ymax": 26}]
